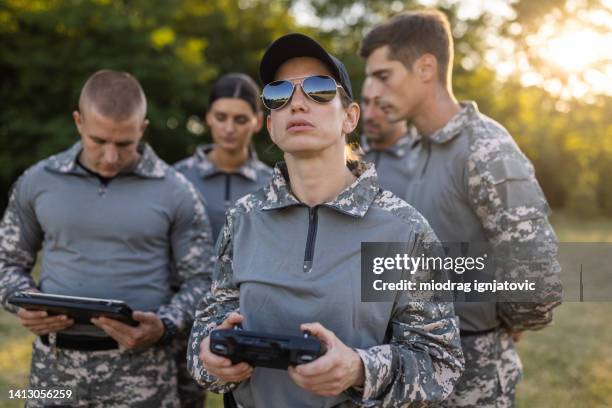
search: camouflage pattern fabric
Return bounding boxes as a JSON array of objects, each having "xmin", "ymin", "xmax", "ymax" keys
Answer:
[
  {"xmin": 456, "ymin": 102, "xmax": 562, "ymax": 330},
  {"xmin": 458, "ymin": 102, "xmax": 560, "ymax": 406},
  {"xmin": 438, "ymin": 330, "xmax": 522, "ymax": 408},
  {"xmin": 171, "ymin": 331, "xmax": 206, "ymax": 408},
  {"xmin": 0, "ymin": 141, "xmax": 215, "ymax": 331},
  {"xmin": 174, "ymin": 143, "xmax": 272, "ymax": 406},
  {"xmin": 360, "ymin": 132, "xmax": 415, "ymax": 158},
  {"xmin": 400, "ymin": 101, "xmax": 561, "ymax": 406},
  {"xmin": 174, "ymin": 144, "xmax": 272, "ymax": 183},
  {"xmin": 174, "ymin": 144, "xmax": 272, "ymax": 242},
  {"xmin": 27, "ymin": 338, "xmax": 179, "ymax": 407},
  {"xmin": 0, "ymin": 171, "xmax": 39, "ymax": 310},
  {"xmin": 188, "ymin": 162, "xmax": 465, "ymax": 407},
  {"xmin": 401, "ymin": 102, "xmax": 562, "ymax": 331},
  {"xmin": 0, "ymin": 141, "xmax": 215, "ymax": 407}
]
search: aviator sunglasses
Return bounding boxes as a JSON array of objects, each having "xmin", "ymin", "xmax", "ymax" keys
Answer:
[{"xmin": 261, "ymin": 75, "xmax": 343, "ymax": 110}]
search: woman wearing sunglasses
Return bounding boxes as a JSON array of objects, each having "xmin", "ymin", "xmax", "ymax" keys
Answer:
[
  {"xmin": 176, "ymin": 73, "xmax": 272, "ymax": 241},
  {"xmin": 188, "ymin": 34, "xmax": 463, "ymax": 407}
]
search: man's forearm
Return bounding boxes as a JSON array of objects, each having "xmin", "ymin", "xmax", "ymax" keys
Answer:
[
  {"xmin": 0, "ymin": 264, "xmax": 37, "ymax": 313},
  {"xmin": 157, "ymin": 275, "xmax": 211, "ymax": 331}
]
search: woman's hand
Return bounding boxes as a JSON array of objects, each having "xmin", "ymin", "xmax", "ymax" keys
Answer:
[
  {"xmin": 199, "ymin": 312, "xmax": 253, "ymax": 383},
  {"xmin": 289, "ymin": 322, "xmax": 365, "ymax": 397}
]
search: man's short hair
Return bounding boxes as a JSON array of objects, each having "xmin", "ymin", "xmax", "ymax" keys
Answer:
[
  {"xmin": 79, "ymin": 69, "xmax": 147, "ymax": 121},
  {"xmin": 360, "ymin": 10, "xmax": 454, "ymax": 86}
]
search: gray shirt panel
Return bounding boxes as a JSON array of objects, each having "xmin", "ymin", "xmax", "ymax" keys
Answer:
[
  {"xmin": 179, "ymin": 171, "xmax": 270, "ymax": 240},
  {"xmin": 404, "ymin": 128, "xmax": 497, "ymax": 332},
  {"xmin": 17, "ymin": 157, "xmax": 202, "ymax": 313},
  {"xmin": 402, "ymin": 103, "xmax": 557, "ymax": 332},
  {"xmin": 32, "ymin": 168, "xmax": 186, "ymax": 312},
  {"xmin": 0, "ymin": 142, "xmax": 215, "ymax": 333},
  {"xmin": 175, "ymin": 145, "xmax": 273, "ymax": 241},
  {"xmin": 362, "ymin": 150, "xmax": 413, "ymax": 198},
  {"xmin": 188, "ymin": 163, "xmax": 464, "ymax": 406},
  {"xmin": 229, "ymin": 206, "xmax": 420, "ymax": 407},
  {"xmin": 361, "ymin": 134, "xmax": 416, "ymax": 199},
  {"xmin": 404, "ymin": 136, "xmax": 488, "ymax": 243},
  {"xmin": 363, "ymin": 132, "xmax": 495, "ymax": 331}
]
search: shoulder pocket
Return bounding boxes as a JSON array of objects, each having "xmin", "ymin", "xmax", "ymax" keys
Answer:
[
  {"xmin": 488, "ymin": 158, "xmax": 530, "ymax": 184},
  {"xmin": 486, "ymin": 159, "xmax": 546, "ymax": 211}
]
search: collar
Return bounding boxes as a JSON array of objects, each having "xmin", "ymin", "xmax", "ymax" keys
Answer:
[
  {"xmin": 194, "ymin": 144, "xmax": 263, "ymax": 181},
  {"xmin": 427, "ymin": 101, "xmax": 479, "ymax": 145},
  {"xmin": 45, "ymin": 141, "xmax": 167, "ymax": 179},
  {"xmin": 360, "ymin": 131, "xmax": 414, "ymax": 158},
  {"xmin": 261, "ymin": 161, "xmax": 380, "ymax": 218}
]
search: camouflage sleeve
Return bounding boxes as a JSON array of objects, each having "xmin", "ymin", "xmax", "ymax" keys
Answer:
[
  {"xmin": 0, "ymin": 174, "xmax": 42, "ymax": 313},
  {"xmin": 157, "ymin": 176, "xmax": 215, "ymax": 331},
  {"xmin": 466, "ymin": 141, "xmax": 562, "ymax": 331},
  {"xmin": 187, "ymin": 210, "xmax": 241, "ymax": 393},
  {"xmin": 346, "ymin": 230, "xmax": 464, "ymax": 407}
]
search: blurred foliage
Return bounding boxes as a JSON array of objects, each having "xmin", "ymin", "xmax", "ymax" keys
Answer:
[
  {"xmin": 0, "ymin": 0, "xmax": 295, "ymax": 210},
  {"xmin": 293, "ymin": 0, "xmax": 612, "ymax": 216},
  {"xmin": 0, "ymin": 0, "xmax": 610, "ymax": 216}
]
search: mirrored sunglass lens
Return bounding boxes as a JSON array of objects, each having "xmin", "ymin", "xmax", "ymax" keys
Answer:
[
  {"xmin": 302, "ymin": 76, "xmax": 337, "ymax": 102},
  {"xmin": 262, "ymin": 81, "xmax": 294, "ymax": 109}
]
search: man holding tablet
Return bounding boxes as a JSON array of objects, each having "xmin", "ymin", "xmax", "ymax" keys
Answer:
[{"xmin": 0, "ymin": 70, "xmax": 214, "ymax": 407}]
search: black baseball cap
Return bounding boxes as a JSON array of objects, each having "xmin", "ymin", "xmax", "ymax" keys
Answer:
[{"xmin": 259, "ymin": 33, "xmax": 353, "ymax": 99}]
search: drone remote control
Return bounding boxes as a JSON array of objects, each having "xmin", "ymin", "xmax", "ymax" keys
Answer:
[{"xmin": 210, "ymin": 327, "xmax": 326, "ymax": 370}]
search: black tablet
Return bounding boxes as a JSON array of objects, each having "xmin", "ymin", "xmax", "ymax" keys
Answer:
[{"xmin": 7, "ymin": 291, "xmax": 138, "ymax": 326}]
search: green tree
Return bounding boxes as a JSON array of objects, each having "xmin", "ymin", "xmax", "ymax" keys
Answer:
[{"xmin": 0, "ymin": 0, "xmax": 296, "ymax": 211}]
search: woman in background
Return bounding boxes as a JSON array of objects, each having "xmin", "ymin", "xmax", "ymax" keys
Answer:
[{"xmin": 175, "ymin": 73, "xmax": 272, "ymax": 241}]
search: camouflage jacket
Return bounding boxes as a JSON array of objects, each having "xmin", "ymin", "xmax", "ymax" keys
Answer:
[
  {"xmin": 403, "ymin": 101, "xmax": 562, "ymax": 332},
  {"xmin": 0, "ymin": 141, "xmax": 215, "ymax": 331},
  {"xmin": 360, "ymin": 133, "xmax": 414, "ymax": 158},
  {"xmin": 360, "ymin": 132, "xmax": 417, "ymax": 198},
  {"xmin": 188, "ymin": 162, "xmax": 464, "ymax": 407},
  {"xmin": 174, "ymin": 144, "xmax": 272, "ymax": 241}
]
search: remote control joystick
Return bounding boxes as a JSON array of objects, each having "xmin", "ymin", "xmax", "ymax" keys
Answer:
[
  {"xmin": 212, "ymin": 343, "xmax": 228, "ymax": 354},
  {"xmin": 297, "ymin": 353, "xmax": 314, "ymax": 363}
]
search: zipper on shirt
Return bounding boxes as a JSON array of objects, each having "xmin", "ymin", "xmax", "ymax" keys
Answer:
[
  {"xmin": 374, "ymin": 151, "xmax": 381, "ymax": 168},
  {"xmin": 224, "ymin": 173, "xmax": 232, "ymax": 207},
  {"xmin": 77, "ymin": 161, "xmax": 111, "ymax": 196},
  {"xmin": 420, "ymin": 138, "xmax": 432, "ymax": 178},
  {"xmin": 97, "ymin": 178, "xmax": 110, "ymax": 196},
  {"xmin": 303, "ymin": 206, "xmax": 320, "ymax": 273}
]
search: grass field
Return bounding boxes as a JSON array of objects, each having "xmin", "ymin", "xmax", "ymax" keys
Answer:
[
  {"xmin": 1, "ymin": 211, "xmax": 611, "ymax": 407},
  {"xmin": 514, "ymin": 212, "xmax": 612, "ymax": 408}
]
